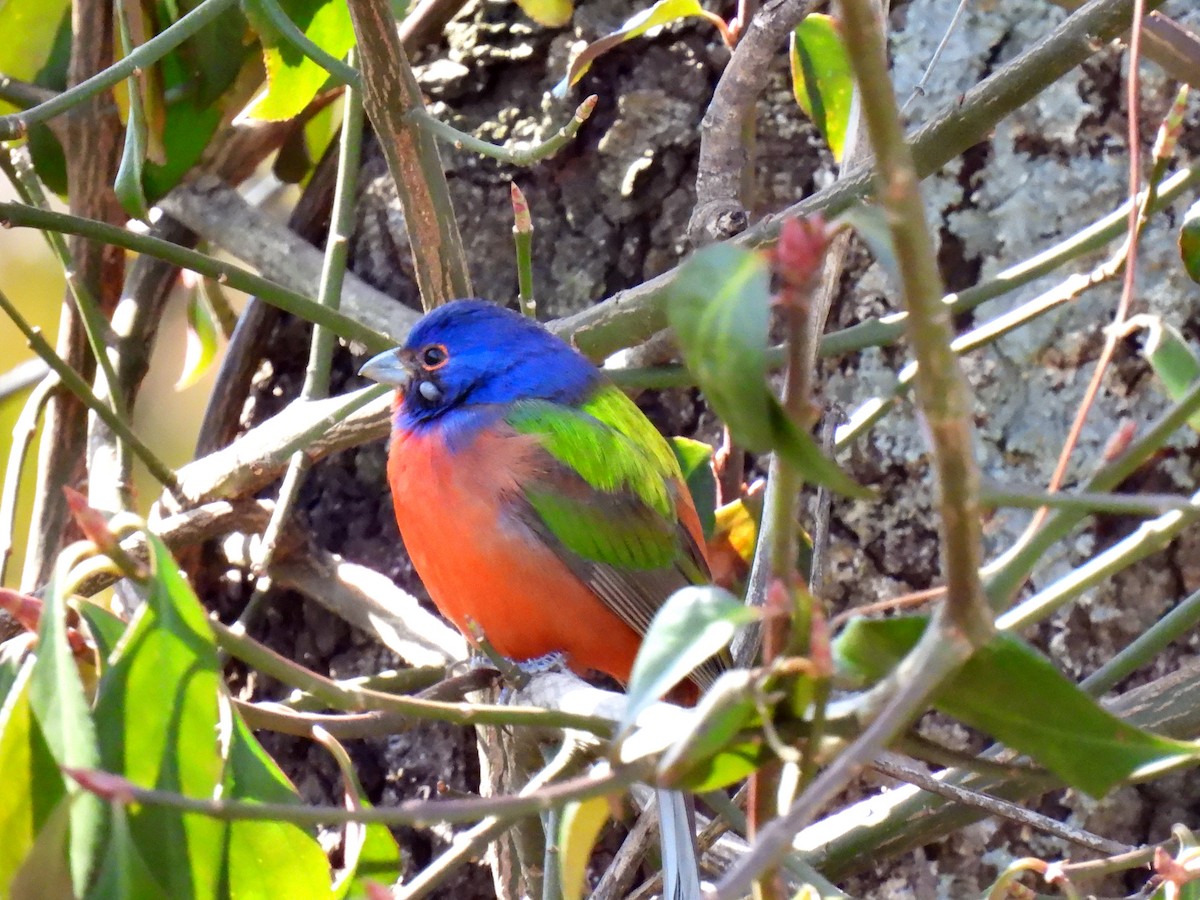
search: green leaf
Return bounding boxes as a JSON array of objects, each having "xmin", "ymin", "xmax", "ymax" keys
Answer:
[
  {"xmin": 789, "ymin": 14, "xmax": 853, "ymax": 162},
  {"xmin": 0, "ymin": 0, "xmax": 71, "ymax": 116},
  {"xmin": 224, "ymin": 715, "xmax": 332, "ymax": 900},
  {"xmin": 666, "ymin": 244, "xmax": 872, "ymax": 499},
  {"xmin": 176, "ymin": 287, "xmax": 221, "ymax": 390},
  {"xmin": 114, "ymin": 63, "xmax": 152, "ymax": 220},
  {"xmin": 7, "ymin": 795, "xmax": 75, "ymax": 900},
  {"xmin": 175, "ymin": 0, "xmax": 252, "ymax": 107},
  {"xmin": 556, "ymin": 0, "xmax": 723, "ymax": 95},
  {"xmin": 1128, "ymin": 314, "xmax": 1200, "ymax": 431},
  {"xmin": 559, "ymin": 796, "xmax": 610, "ymax": 900},
  {"xmin": 835, "ymin": 617, "xmax": 1200, "ymax": 797},
  {"xmin": 141, "ymin": 52, "xmax": 224, "ymax": 202},
  {"xmin": 28, "ymin": 566, "xmax": 104, "ymax": 894},
  {"xmin": 657, "ymin": 670, "xmax": 761, "ymax": 785},
  {"xmin": 834, "ymin": 203, "xmax": 899, "ymax": 283},
  {"xmin": 623, "ymin": 586, "xmax": 757, "ymax": 732},
  {"xmin": 0, "ymin": 658, "xmax": 67, "ymax": 895},
  {"xmin": 75, "ymin": 602, "xmax": 129, "ymax": 676},
  {"xmin": 670, "ymin": 436, "xmax": 716, "ymax": 540},
  {"xmin": 513, "ymin": 0, "xmax": 573, "ymax": 27},
  {"xmin": 93, "ymin": 535, "xmax": 228, "ymax": 900},
  {"xmin": 674, "ymin": 736, "xmax": 769, "ymax": 792},
  {"xmin": 245, "ymin": 0, "xmax": 356, "ymax": 122},
  {"xmin": 668, "ymin": 245, "xmax": 774, "ymax": 448},
  {"xmin": 24, "ymin": 7, "xmax": 72, "ymax": 196},
  {"xmin": 84, "ymin": 805, "xmax": 171, "ymax": 900},
  {"xmin": 1181, "ymin": 198, "xmax": 1200, "ymax": 283}
]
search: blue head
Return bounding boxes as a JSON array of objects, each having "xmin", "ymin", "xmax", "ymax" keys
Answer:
[{"xmin": 359, "ymin": 300, "xmax": 600, "ymax": 435}]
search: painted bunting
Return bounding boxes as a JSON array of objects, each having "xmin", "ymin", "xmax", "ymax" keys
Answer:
[{"xmin": 361, "ymin": 299, "xmax": 728, "ymax": 899}]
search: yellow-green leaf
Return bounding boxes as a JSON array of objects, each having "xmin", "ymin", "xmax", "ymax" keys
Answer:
[
  {"xmin": 176, "ymin": 287, "xmax": 221, "ymax": 390},
  {"xmin": 1181, "ymin": 198, "xmax": 1200, "ymax": 283},
  {"xmin": 246, "ymin": 0, "xmax": 356, "ymax": 122},
  {"xmin": 559, "ymin": 795, "xmax": 610, "ymax": 900},
  {"xmin": 789, "ymin": 14, "xmax": 853, "ymax": 162},
  {"xmin": 557, "ymin": 0, "xmax": 725, "ymax": 94},
  {"xmin": 1128, "ymin": 314, "xmax": 1200, "ymax": 431},
  {"xmin": 513, "ymin": 0, "xmax": 572, "ymax": 27}
]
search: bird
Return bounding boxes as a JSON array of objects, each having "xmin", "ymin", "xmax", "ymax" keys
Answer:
[{"xmin": 360, "ymin": 298, "xmax": 728, "ymax": 899}]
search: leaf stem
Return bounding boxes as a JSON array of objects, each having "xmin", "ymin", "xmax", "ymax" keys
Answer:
[{"xmin": 407, "ymin": 96, "xmax": 597, "ymax": 167}]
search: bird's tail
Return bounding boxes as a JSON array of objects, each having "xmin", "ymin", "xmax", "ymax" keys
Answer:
[{"xmin": 658, "ymin": 787, "xmax": 701, "ymax": 900}]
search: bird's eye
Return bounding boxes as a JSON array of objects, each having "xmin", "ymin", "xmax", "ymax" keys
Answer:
[{"xmin": 420, "ymin": 344, "xmax": 448, "ymax": 370}]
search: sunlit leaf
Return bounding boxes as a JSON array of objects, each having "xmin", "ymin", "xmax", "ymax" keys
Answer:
[
  {"xmin": 666, "ymin": 244, "xmax": 872, "ymax": 499},
  {"xmin": 0, "ymin": 658, "xmax": 67, "ymax": 896},
  {"xmin": 674, "ymin": 736, "xmax": 769, "ymax": 792},
  {"xmin": 176, "ymin": 287, "xmax": 221, "ymax": 390},
  {"xmin": 28, "ymin": 567, "xmax": 103, "ymax": 894},
  {"xmin": 559, "ymin": 796, "xmax": 610, "ymax": 900},
  {"xmin": 670, "ymin": 436, "xmax": 716, "ymax": 539},
  {"xmin": 245, "ymin": 0, "xmax": 356, "ymax": 122},
  {"xmin": 513, "ymin": 0, "xmax": 573, "ymax": 27},
  {"xmin": 789, "ymin": 15, "xmax": 853, "ymax": 162},
  {"xmin": 0, "ymin": 0, "xmax": 71, "ymax": 116},
  {"xmin": 556, "ymin": 0, "xmax": 725, "ymax": 95},
  {"xmin": 835, "ymin": 617, "xmax": 1200, "ymax": 797},
  {"xmin": 7, "ymin": 794, "xmax": 75, "ymax": 900},
  {"xmin": 225, "ymin": 715, "xmax": 333, "ymax": 900},
  {"xmin": 84, "ymin": 804, "xmax": 170, "ymax": 900},
  {"xmin": 657, "ymin": 670, "xmax": 760, "ymax": 785},
  {"xmin": 1180, "ymin": 198, "xmax": 1200, "ymax": 283},
  {"xmin": 623, "ymin": 586, "xmax": 757, "ymax": 732},
  {"xmin": 93, "ymin": 535, "xmax": 228, "ymax": 899},
  {"xmin": 1127, "ymin": 314, "xmax": 1200, "ymax": 431}
]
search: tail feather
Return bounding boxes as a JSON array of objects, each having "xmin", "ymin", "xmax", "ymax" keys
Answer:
[{"xmin": 658, "ymin": 788, "xmax": 701, "ymax": 900}]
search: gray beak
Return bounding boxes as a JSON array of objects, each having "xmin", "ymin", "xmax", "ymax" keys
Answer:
[{"xmin": 359, "ymin": 349, "xmax": 414, "ymax": 389}]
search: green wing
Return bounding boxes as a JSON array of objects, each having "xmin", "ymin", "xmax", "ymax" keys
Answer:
[{"xmin": 504, "ymin": 384, "xmax": 726, "ymax": 688}]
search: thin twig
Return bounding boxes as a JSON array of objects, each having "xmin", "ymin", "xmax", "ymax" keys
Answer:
[
  {"xmin": 0, "ymin": 287, "xmax": 178, "ymax": 492},
  {"xmin": 396, "ymin": 740, "xmax": 593, "ymax": 900},
  {"xmin": 901, "ymin": 0, "xmax": 972, "ymax": 112},
  {"xmin": 345, "ymin": 0, "xmax": 472, "ymax": 309},
  {"xmin": 560, "ymin": 0, "xmax": 1168, "ymax": 360},
  {"xmin": 689, "ymin": 0, "xmax": 819, "ymax": 246},
  {"xmin": 1082, "ymin": 586, "xmax": 1200, "ymax": 696},
  {"xmin": 838, "ymin": 0, "xmax": 990, "ymax": 635},
  {"xmin": 69, "ymin": 761, "xmax": 641, "ymax": 828},
  {"xmin": 1022, "ymin": 0, "xmax": 1150, "ymax": 542},
  {"xmin": 237, "ymin": 55, "xmax": 366, "ymax": 636},
  {"xmin": 871, "ymin": 754, "xmax": 1133, "ymax": 855},
  {"xmin": 511, "ymin": 182, "xmax": 536, "ymax": 318},
  {"xmin": 0, "ymin": 202, "xmax": 392, "ymax": 352}
]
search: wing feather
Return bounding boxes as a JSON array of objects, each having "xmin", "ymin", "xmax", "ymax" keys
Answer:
[{"xmin": 504, "ymin": 392, "xmax": 730, "ymax": 690}]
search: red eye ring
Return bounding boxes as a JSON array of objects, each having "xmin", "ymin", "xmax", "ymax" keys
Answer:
[{"xmin": 420, "ymin": 343, "xmax": 449, "ymax": 370}]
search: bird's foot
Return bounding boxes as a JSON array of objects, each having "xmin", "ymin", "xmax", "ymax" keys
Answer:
[
  {"xmin": 515, "ymin": 651, "xmax": 569, "ymax": 676},
  {"xmin": 496, "ymin": 651, "xmax": 570, "ymax": 703}
]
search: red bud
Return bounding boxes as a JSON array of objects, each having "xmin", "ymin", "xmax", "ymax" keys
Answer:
[{"xmin": 773, "ymin": 216, "xmax": 830, "ymax": 294}]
